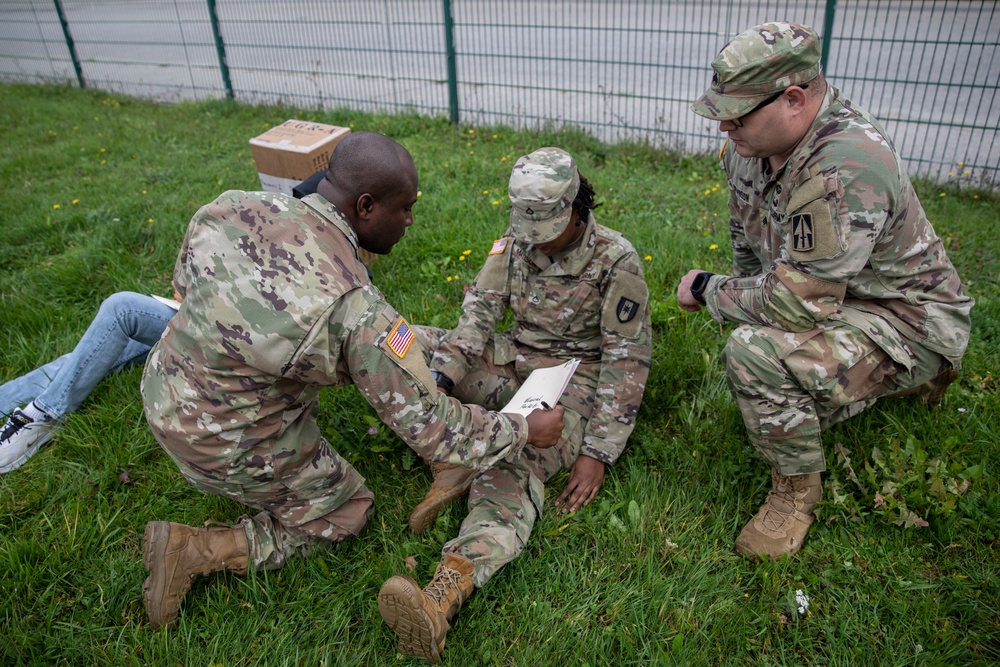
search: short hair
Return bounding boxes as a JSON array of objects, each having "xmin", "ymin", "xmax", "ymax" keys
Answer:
[{"xmin": 326, "ymin": 131, "xmax": 412, "ymax": 201}]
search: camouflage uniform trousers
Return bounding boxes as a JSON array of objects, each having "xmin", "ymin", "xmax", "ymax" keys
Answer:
[
  {"xmin": 175, "ymin": 439, "xmax": 375, "ymax": 572},
  {"xmin": 724, "ymin": 309, "xmax": 952, "ymax": 476},
  {"xmin": 413, "ymin": 325, "xmax": 586, "ymax": 587}
]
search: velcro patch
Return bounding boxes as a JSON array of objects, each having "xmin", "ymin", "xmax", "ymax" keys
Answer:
[
  {"xmin": 791, "ymin": 213, "xmax": 814, "ymax": 251},
  {"xmin": 489, "ymin": 237, "xmax": 509, "ymax": 255},
  {"xmin": 787, "ymin": 170, "xmax": 843, "ymax": 261},
  {"xmin": 386, "ymin": 318, "xmax": 415, "ymax": 358},
  {"xmin": 601, "ymin": 269, "xmax": 648, "ymax": 339}
]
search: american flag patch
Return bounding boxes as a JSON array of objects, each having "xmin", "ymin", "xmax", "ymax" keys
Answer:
[
  {"xmin": 387, "ymin": 318, "xmax": 415, "ymax": 358},
  {"xmin": 489, "ymin": 237, "xmax": 509, "ymax": 255}
]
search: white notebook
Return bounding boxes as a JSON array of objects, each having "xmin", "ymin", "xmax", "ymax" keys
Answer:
[{"xmin": 500, "ymin": 359, "xmax": 580, "ymax": 417}]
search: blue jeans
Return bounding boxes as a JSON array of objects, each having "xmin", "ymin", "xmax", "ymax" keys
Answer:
[{"xmin": 0, "ymin": 292, "xmax": 176, "ymax": 419}]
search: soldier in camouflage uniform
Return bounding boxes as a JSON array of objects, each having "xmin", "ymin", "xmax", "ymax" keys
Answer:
[
  {"xmin": 139, "ymin": 132, "xmax": 565, "ymax": 630},
  {"xmin": 378, "ymin": 147, "xmax": 651, "ymax": 663},
  {"xmin": 677, "ymin": 22, "xmax": 973, "ymax": 560}
]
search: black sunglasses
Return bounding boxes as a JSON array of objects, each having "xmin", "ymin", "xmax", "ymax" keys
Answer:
[{"xmin": 731, "ymin": 84, "xmax": 809, "ymax": 128}]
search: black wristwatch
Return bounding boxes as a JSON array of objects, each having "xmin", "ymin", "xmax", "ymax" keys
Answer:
[
  {"xmin": 430, "ymin": 370, "xmax": 455, "ymax": 393},
  {"xmin": 690, "ymin": 271, "xmax": 714, "ymax": 305}
]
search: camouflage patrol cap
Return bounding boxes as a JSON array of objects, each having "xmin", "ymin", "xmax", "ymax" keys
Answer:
[
  {"xmin": 691, "ymin": 22, "xmax": 822, "ymax": 121},
  {"xmin": 508, "ymin": 147, "xmax": 580, "ymax": 245}
]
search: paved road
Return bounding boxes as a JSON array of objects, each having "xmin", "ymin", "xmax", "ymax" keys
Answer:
[{"xmin": 2, "ymin": 0, "xmax": 997, "ymax": 181}]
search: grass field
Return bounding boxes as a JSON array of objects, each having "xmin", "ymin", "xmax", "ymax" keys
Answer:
[{"xmin": 1, "ymin": 82, "xmax": 998, "ymax": 666}]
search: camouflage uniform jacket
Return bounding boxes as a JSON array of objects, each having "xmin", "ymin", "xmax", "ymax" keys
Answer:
[
  {"xmin": 431, "ymin": 214, "xmax": 651, "ymax": 464},
  {"xmin": 142, "ymin": 190, "xmax": 529, "ymax": 516},
  {"xmin": 704, "ymin": 86, "xmax": 973, "ymax": 366}
]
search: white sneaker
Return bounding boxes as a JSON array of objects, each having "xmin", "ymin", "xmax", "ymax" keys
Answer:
[{"xmin": 0, "ymin": 407, "xmax": 59, "ymax": 473}]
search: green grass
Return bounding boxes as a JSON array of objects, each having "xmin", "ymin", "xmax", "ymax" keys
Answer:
[{"xmin": 1, "ymin": 82, "xmax": 998, "ymax": 666}]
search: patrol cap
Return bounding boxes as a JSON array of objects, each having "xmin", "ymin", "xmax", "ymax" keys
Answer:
[
  {"xmin": 691, "ymin": 22, "xmax": 822, "ymax": 121},
  {"xmin": 508, "ymin": 147, "xmax": 580, "ymax": 245}
]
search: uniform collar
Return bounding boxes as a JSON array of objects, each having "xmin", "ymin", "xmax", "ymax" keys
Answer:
[
  {"xmin": 301, "ymin": 193, "xmax": 361, "ymax": 253},
  {"xmin": 524, "ymin": 212, "xmax": 598, "ymax": 276}
]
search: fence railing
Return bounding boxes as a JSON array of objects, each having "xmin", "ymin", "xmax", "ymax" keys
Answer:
[{"xmin": 2, "ymin": 0, "xmax": 998, "ymax": 185}]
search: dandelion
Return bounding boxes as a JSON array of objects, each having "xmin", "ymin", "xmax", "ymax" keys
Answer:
[
  {"xmin": 463, "ymin": 249, "xmax": 472, "ymax": 255},
  {"xmin": 72, "ymin": 199, "xmax": 79, "ymax": 205},
  {"xmin": 100, "ymin": 148, "xmax": 106, "ymax": 153},
  {"xmin": 957, "ymin": 162, "xmax": 964, "ymax": 167},
  {"xmin": 948, "ymin": 172, "xmax": 954, "ymax": 177},
  {"xmin": 53, "ymin": 204, "xmax": 61, "ymax": 210},
  {"xmin": 453, "ymin": 274, "xmax": 460, "ymax": 280},
  {"xmin": 704, "ymin": 189, "xmax": 711, "ymax": 196},
  {"xmin": 100, "ymin": 159, "xmax": 106, "ymax": 165},
  {"xmin": 964, "ymin": 170, "xmax": 971, "ymax": 176},
  {"xmin": 500, "ymin": 157, "xmax": 507, "ymax": 162},
  {"xmin": 709, "ymin": 244, "xmax": 719, "ymax": 250},
  {"xmin": 939, "ymin": 192, "xmax": 946, "ymax": 197},
  {"xmin": 492, "ymin": 134, "xmax": 498, "ymax": 139},
  {"xmin": 417, "ymin": 191, "xmax": 423, "ymax": 198},
  {"xmin": 142, "ymin": 189, "xmax": 147, "ymax": 195},
  {"xmin": 795, "ymin": 589, "xmax": 809, "ymax": 615},
  {"xmin": 470, "ymin": 151, "xmax": 475, "ymax": 155},
  {"xmin": 973, "ymin": 195, "xmax": 979, "ymax": 200},
  {"xmin": 148, "ymin": 218, "xmax": 154, "ymax": 223},
  {"xmin": 492, "ymin": 200, "xmax": 500, "ymax": 206},
  {"xmin": 367, "ymin": 426, "xmax": 379, "ymax": 435},
  {"xmin": 467, "ymin": 129, "xmax": 475, "ymax": 135},
  {"xmin": 483, "ymin": 190, "xmax": 489, "ymax": 195},
  {"xmin": 447, "ymin": 276, "xmax": 453, "ymax": 282},
  {"xmin": 459, "ymin": 255, "xmax": 466, "ymax": 261},
  {"xmin": 644, "ymin": 255, "xmax": 652, "ymax": 261}
]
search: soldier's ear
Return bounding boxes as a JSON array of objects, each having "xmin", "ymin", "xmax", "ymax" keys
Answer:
[{"xmin": 356, "ymin": 193, "xmax": 375, "ymax": 220}]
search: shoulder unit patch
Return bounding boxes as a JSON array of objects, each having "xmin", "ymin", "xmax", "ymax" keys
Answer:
[
  {"xmin": 616, "ymin": 297, "xmax": 640, "ymax": 323},
  {"xmin": 791, "ymin": 213, "xmax": 815, "ymax": 252},
  {"xmin": 489, "ymin": 237, "xmax": 509, "ymax": 255}
]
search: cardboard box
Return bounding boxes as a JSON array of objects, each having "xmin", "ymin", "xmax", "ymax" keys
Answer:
[{"xmin": 249, "ymin": 120, "xmax": 350, "ymax": 196}]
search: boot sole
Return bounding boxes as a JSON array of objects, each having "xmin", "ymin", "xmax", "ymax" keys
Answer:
[
  {"xmin": 408, "ymin": 476, "xmax": 474, "ymax": 535},
  {"xmin": 142, "ymin": 521, "xmax": 173, "ymax": 629},
  {"xmin": 378, "ymin": 576, "xmax": 442, "ymax": 664}
]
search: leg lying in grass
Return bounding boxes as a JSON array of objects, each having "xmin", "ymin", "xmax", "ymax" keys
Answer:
[{"xmin": 0, "ymin": 291, "xmax": 177, "ymax": 473}]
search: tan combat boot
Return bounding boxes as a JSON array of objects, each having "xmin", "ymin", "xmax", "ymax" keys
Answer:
[
  {"xmin": 889, "ymin": 368, "xmax": 958, "ymax": 405},
  {"xmin": 378, "ymin": 552, "xmax": 475, "ymax": 664},
  {"xmin": 735, "ymin": 470, "xmax": 822, "ymax": 561},
  {"xmin": 408, "ymin": 462, "xmax": 474, "ymax": 535},
  {"xmin": 142, "ymin": 521, "xmax": 250, "ymax": 629}
]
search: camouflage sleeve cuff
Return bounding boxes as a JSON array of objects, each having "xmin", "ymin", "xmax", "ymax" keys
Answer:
[
  {"xmin": 703, "ymin": 273, "xmax": 733, "ymax": 324},
  {"xmin": 581, "ymin": 440, "xmax": 620, "ymax": 466}
]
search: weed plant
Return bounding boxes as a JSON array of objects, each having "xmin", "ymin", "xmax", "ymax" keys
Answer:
[{"xmin": 1, "ymin": 83, "xmax": 998, "ymax": 666}]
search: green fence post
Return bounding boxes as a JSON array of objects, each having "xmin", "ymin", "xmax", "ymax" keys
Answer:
[
  {"xmin": 207, "ymin": 0, "xmax": 234, "ymax": 100},
  {"xmin": 821, "ymin": 0, "xmax": 837, "ymax": 71},
  {"xmin": 442, "ymin": 0, "xmax": 459, "ymax": 125},
  {"xmin": 52, "ymin": 0, "xmax": 84, "ymax": 88}
]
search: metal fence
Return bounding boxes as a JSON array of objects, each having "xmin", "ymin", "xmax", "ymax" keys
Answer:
[{"xmin": 2, "ymin": 0, "xmax": 998, "ymax": 184}]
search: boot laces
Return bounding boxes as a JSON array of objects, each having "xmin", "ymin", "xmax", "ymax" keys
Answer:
[
  {"xmin": 760, "ymin": 475, "xmax": 812, "ymax": 531},
  {"xmin": 424, "ymin": 566, "xmax": 466, "ymax": 605}
]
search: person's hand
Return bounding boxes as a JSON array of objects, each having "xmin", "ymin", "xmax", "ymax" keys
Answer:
[
  {"xmin": 524, "ymin": 405, "xmax": 564, "ymax": 448},
  {"xmin": 677, "ymin": 269, "xmax": 705, "ymax": 312},
  {"xmin": 554, "ymin": 455, "xmax": 605, "ymax": 513}
]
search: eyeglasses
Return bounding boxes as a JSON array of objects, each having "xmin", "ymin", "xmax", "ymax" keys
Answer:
[{"xmin": 730, "ymin": 84, "xmax": 808, "ymax": 128}]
